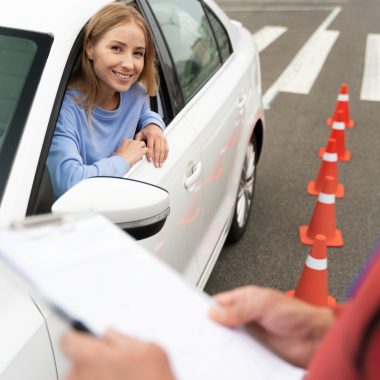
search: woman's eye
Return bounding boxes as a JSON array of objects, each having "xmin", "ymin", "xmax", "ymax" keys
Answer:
[
  {"xmin": 111, "ymin": 45, "xmax": 122, "ymax": 52},
  {"xmin": 134, "ymin": 51, "xmax": 144, "ymax": 57}
]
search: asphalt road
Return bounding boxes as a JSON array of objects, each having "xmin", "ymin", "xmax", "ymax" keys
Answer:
[{"xmin": 205, "ymin": 0, "xmax": 380, "ymax": 302}]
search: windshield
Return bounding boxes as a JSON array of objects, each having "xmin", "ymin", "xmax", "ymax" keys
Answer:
[{"xmin": 0, "ymin": 28, "xmax": 52, "ymax": 202}]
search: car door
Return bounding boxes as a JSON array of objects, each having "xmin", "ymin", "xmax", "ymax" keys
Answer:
[
  {"xmin": 124, "ymin": 1, "xmax": 203, "ymax": 284},
  {"xmin": 180, "ymin": 3, "xmax": 252, "ymax": 275},
  {"xmin": 145, "ymin": 0, "xmax": 252, "ymax": 279},
  {"xmin": 126, "ymin": 114, "xmax": 203, "ymax": 284},
  {"xmin": 0, "ymin": 29, "xmax": 58, "ymax": 379}
]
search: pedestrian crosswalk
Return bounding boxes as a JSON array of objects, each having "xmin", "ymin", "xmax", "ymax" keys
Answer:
[{"xmin": 251, "ymin": 17, "xmax": 380, "ymax": 107}]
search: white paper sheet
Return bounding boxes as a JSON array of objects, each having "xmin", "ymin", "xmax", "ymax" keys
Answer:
[{"xmin": 0, "ymin": 214, "xmax": 306, "ymax": 380}]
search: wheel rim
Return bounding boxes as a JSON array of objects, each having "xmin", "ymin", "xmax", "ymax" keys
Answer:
[{"xmin": 236, "ymin": 142, "xmax": 256, "ymax": 228}]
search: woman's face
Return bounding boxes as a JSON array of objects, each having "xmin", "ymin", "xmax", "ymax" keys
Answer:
[{"xmin": 86, "ymin": 21, "xmax": 146, "ymax": 97}]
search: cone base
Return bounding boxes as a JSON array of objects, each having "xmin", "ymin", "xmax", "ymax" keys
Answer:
[
  {"xmin": 307, "ymin": 181, "xmax": 344, "ymax": 198},
  {"xmin": 287, "ymin": 290, "xmax": 336, "ymax": 306},
  {"xmin": 319, "ymin": 147, "xmax": 351, "ymax": 162},
  {"xmin": 327, "ymin": 117, "xmax": 354, "ymax": 128},
  {"xmin": 299, "ymin": 225, "xmax": 344, "ymax": 247}
]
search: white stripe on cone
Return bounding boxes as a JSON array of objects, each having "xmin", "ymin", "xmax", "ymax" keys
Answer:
[
  {"xmin": 318, "ymin": 192, "xmax": 335, "ymax": 204},
  {"xmin": 332, "ymin": 121, "xmax": 345, "ymax": 130},
  {"xmin": 323, "ymin": 152, "xmax": 338, "ymax": 162},
  {"xmin": 306, "ymin": 255, "xmax": 327, "ymax": 270},
  {"xmin": 337, "ymin": 94, "xmax": 349, "ymax": 101}
]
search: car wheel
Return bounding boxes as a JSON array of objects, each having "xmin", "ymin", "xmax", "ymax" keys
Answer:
[{"xmin": 227, "ymin": 134, "xmax": 257, "ymax": 243}]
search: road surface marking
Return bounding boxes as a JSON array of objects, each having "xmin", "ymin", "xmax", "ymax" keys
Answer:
[
  {"xmin": 263, "ymin": 6, "xmax": 341, "ymax": 108},
  {"xmin": 252, "ymin": 26, "xmax": 287, "ymax": 52},
  {"xmin": 278, "ymin": 30, "xmax": 339, "ymax": 94},
  {"xmin": 360, "ymin": 34, "xmax": 380, "ymax": 102}
]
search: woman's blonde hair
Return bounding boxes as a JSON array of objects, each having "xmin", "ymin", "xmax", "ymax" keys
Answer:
[{"xmin": 69, "ymin": 1, "xmax": 158, "ymax": 114}]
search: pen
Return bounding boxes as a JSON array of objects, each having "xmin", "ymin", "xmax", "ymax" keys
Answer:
[{"xmin": 53, "ymin": 305, "xmax": 93, "ymax": 334}]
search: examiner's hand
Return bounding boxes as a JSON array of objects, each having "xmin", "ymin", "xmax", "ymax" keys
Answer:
[
  {"xmin": 115, "ymin": 139, "xmax": 148, "ymax": 167},
  {"xmin": 62, "ymin": 329, "xmax": 175, "ymax": 380},
  {"xmin": 209, "ymin": 286, "xmax": 335, "ymax": 368},
  {"xmin": 135, "ymin": 124, "xmax": 169, "ymax": 168}
]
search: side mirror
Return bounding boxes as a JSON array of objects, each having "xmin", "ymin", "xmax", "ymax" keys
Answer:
[{"xmin": 52, "ymin": 177, "xmax": 170, "ymax": 240}]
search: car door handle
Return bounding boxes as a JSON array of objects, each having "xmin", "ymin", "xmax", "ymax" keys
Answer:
[
  {"xmin": 184, "ymin": 162, "xmax": 202, "ymax": 189},
  {"xmin": 237, "ymin": 94, "xmax": 246, "ymax": 109}
]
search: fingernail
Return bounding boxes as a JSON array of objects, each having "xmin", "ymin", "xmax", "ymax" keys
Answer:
[{"xmin": 209, "ymin": 303, "xmax": 226, "ymax": 319}]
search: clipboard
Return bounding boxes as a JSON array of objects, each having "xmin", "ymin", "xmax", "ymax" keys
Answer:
[
  {"xmin": 0, "ymin": 213, "xmax": 94, "ymax": 332},
  {"xmin": 0, "ymin": 212, "xmax": 306, "ymax": 380}
]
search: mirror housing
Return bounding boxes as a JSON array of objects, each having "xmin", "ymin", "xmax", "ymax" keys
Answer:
[{"xmin": 52, "ymin": 177, "xmax": 170, "ymax": 240}]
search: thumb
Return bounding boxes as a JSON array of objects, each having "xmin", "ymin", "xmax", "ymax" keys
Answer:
[
  {"xmin": 61, "ymin": 331, "xmax": 100, "ymax": 361},
  {"xmin": 134, "ymin": 131, "xmax": 144, "ymax": 141},
  {"xmin": 209, "ymin": 286, "xmax": 267, "ymax": 327}
]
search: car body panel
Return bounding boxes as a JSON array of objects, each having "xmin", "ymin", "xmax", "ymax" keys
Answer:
[
  {"xmin": 0, "ymin": 275, "xmax": 57, "ymax": 378},
  {"xmin": 127, "ymin": 114, "xmax": 203, "ymax": 283}
]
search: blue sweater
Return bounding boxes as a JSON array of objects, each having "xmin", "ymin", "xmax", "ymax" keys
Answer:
[{"xmin": 47, "ymin": 83, "xmax": 165, "ymax": 199}]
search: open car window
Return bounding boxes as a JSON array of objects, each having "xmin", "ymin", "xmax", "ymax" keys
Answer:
[{"xmin": 149, "ymin": 0, "xmax": 222, "ymax": 103}]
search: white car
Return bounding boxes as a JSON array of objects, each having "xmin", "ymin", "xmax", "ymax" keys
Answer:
[{"xmin": 0, "ymin": 0, "xmax": 264, "ymax": 378}]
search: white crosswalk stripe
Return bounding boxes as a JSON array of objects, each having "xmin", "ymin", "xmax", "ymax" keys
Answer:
[
  {"xmin": 262, "ymin": 6, "xmax": 341, "ymax": 108},
  {"xmin": 252, "ymin": 26, "xmax": 287, "ymax": 53},
  {"xmin": 360, "ymin": 33, "xmax": 380, "ymax": 102}
]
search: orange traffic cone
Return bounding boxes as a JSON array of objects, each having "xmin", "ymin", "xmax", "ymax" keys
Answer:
[
  {"xmin": 327, "ymin": 83, "xmax": 354, "ymax": 128},
  {"xmin": 319, "ymin": 109, "xmax": 350, "ymax": 162},
  {"xmin": 308, "ymin": 138, "xmax": 344, "ymax": 198},
  {"xmin": 300, "ymin": 176, "xmax": 343, "ymax": 247},
  {"xmin": 288, "ymin": 235, "xmax": 336, "ymax": 306}
]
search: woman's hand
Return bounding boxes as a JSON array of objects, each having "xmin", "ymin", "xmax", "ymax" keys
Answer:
[
  {"xmin": 61, "ymin": 329, "xmax": 175, "ymax": 380},
  {"xmin": 135, "ymin": 124, "xmax": 169, "ymax": 168},
  {"xmin": 209, "ymin": 286, "xmax": 335, "ymax": 368},
  {"xmin": 115, "ymin": 139, "xmax": 148, "ymax": 167}
]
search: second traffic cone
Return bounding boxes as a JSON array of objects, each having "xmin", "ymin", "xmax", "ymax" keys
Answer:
[
  {"xmin": 300, "ymin": 176, "xmax": 344, "ymax": 247},
  {"xmin": 287, "ymin": 235, "xmax": 336, "ymax": 307},
  {"xmin": 308, "ymin": 138, "xmax": 344, "ymax": 198},
  {"xmin": 319, "ymin": 109, "xmax": 351, "ymax": 161},
  {"xmin": 327, "ymin": 83, "xmax": 354, "ymax": 128}
]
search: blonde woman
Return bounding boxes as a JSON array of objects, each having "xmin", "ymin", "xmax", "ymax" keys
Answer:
[{"xmin": 47, "ymin": 2, "xmax": 168, "ymax": 198}]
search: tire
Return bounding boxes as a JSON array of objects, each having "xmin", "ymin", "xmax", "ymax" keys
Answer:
[{"xmin": 226, "ymin": 134, "xmax": 258, "ymax": 243}]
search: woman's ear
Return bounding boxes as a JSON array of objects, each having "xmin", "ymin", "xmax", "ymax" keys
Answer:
[{"xmin": 85, "ymin": 42, "xmax": 94, "ymax": 61}]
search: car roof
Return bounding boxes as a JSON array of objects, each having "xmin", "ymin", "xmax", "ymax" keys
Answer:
[{"xmin": 0, "ymin": 0, "xmax": 115, "ymax": 35}]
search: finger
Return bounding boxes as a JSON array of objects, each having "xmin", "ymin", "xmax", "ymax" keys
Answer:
[
  {"xmin": 154, "ymin": 138, "xmax": 162, "ymax": 168},
  {"xmin": 61, "ymin": 331, "xmax": 104, "ymax": 362},
  {"xmin": 134, "ymin": 131, "xmax": 143, "ymax": 141},
  {"xmin": 146, "ymin": 136, "xmax": 155, "ymax": 163},
  {"xmin": 104, "ymin": 328, "xmax": 135, "ymax": 345},
  {"xmin": 158, "ymin": 138, "xmax": 167, "ymax": 167},
  {"xmin": 164, "ymin": 140, "xmax": 169, "ymax": 161},
  {"xmin": 209, "ymin": 286, "xmax": 267, "ymax": 327},
  {"xmin": 104, "ymin": 329, "xmax": 145, "ymax": 353},
  {"xmin": 119, "ymin": 139, "xmax": 131, "ymax": 151}
]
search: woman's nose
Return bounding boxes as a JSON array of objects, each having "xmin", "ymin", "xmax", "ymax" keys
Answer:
[{"xmin": 121, "ymin": 52, "xmax": 134, "ymax": 69}]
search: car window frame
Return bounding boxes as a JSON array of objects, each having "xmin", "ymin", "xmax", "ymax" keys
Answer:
[
  {"xmin": 26, "ymin": 29, "xmax": 83, "ymax": 216},
  {"xmin": 143, "ymin": 0, "xmax": 233, "ymax": 107},
  {"xmin": 202, "ymin": 3, "xmax": 233, "ymax": 63},
  {"xmin": 0, "ymin": 27, "xmax": 53, "ymax": 207},
  {"xmin": 136, "ymin": 0, "xmax": 184, "ymax": 117}
]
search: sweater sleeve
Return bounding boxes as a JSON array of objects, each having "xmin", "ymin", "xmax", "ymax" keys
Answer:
[
  {"xmin": 137, "ymin": 94, "xmax": 165, "ymax": 131},
  {"xmin": 47, "ymin": 109, "xmax": 130, "ymax": 199}
]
